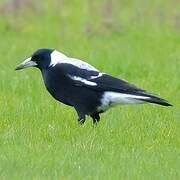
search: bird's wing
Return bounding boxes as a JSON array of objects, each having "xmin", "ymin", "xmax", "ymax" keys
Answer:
[
  {"xmin": 89, "ymin": 74, "xmax": 146, "ymax": 94},
  {"xmin": 57, "ymin": 62, "xmax": 145, "ymax": 95}
]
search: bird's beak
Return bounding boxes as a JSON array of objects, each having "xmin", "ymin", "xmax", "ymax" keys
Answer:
[{"xmin": 15, "ymin": 57, "xmax": 37, "ymax": 70}]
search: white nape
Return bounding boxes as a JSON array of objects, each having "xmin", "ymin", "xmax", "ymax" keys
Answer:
[
  {"xmin": 50, "ymin": 50, "xmax": 68, "ymax": 67},
  {"xmin": 69, "ymin": 75, "xmax": 97, "ymax": 86},
  {"xmin": 98, "ymin": 91, "xmax": 150, "ymax": 111},
  {"xmin": 50, "ymin": 50, "xmax": 99, "ymax": 72}
]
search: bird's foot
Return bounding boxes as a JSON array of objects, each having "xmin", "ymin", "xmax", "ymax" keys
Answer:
[
  {"xmin": 93, "ymin": 119, "xmax": 99, "ymax": 125},
  {"xmin": 90, "ymin": 113, "xmax": 100, "ymax": 125},
  {"xmin": 78, "ymin": 118, "xmax": 85, "ymax": 125}
]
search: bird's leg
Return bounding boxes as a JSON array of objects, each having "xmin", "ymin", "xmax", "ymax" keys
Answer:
[
  {"xmin": 78, "ymin": 115, "xmax": 86, "ymax": 125},
  {"xmin": 74, "ymin": 106, "xmax": 86, "ymax": 125},
  {"xmin": 90, "ymin": 113, "xmax": 100, "ymax": 124}
]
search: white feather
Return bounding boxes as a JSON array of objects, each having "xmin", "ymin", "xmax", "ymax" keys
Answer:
[
  {"xmin": 69, "ymin": 58, "xmax": 99, "ymax": 71},
  {"xmin": 90, "ymin": 73, "xmax": 104, "ymax": 79},
  {"xmin": 49, "ymin": 50, "xmax": 68, "ymax": 67},
  {"xmin": 50, "ymin": 50, "xmax": 99, "ymax": 71},
  {"xmin": 69, "ymin": 75, "xmax": 97, "ymax": 86},
  {"xmin": 98, "ymin": 91, "xmax": 150, "ymax": 111}
]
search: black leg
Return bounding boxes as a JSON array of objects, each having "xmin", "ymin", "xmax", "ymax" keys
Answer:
[
  {"xmin": 74, "ymin": 106, "xmax": 86, "ymax": 125},
  {"xmin": 78, "ymin": 116, "xmax": 86, "ymax": 125},
  {"xmin": 77, "ymin": 112, "xmax": 86, "ymax": 125},
  {"xmin": 90, "ymin": 113, "xmax": 100, "ymax": 124}
]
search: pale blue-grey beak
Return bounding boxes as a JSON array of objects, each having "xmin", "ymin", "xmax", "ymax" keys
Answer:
[{"xmin": 15, "ymin": 57, "xmax": 37, "ymax": 70}]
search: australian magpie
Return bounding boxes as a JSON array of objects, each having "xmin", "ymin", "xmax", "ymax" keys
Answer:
[{"xmin": 15, "ymin": 48, "xmax": 172, "ymax": 124}]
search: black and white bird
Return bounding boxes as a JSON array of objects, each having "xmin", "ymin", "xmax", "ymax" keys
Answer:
[{"xmin": 15, "ymin": 48, "xmax": 172, "ymax": 124}]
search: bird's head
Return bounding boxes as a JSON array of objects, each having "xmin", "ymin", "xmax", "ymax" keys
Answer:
[{"xmin": 15, "ymin": 48, "xmax": 55, "ymax": 71}]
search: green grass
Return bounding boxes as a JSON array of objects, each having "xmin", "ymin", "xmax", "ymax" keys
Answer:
[{"xmin": 0, "ymin": 0, "xmax": 180, "ymax": 179}]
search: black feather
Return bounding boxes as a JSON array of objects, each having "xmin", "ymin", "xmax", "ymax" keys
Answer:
[{"xmin": 134, "ymin": 93, "xmax": 172, "ymax": 106}]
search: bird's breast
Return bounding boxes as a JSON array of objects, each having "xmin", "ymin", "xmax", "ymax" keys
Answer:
[{"xmin": 42, "ymin": 70, "xmax": 72, "ymax": 106}]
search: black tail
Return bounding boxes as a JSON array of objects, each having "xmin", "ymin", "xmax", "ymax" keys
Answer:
[
  {"xmin": 138, "ymin": 93, "xmax": 172, "ymax": 106},
  {"xmin": 143, "ymin": 97, "xmax": 172, "ymax": 106}
]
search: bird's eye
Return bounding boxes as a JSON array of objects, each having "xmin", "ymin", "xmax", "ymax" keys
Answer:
[{"xmin": 32, "ymin": 55, "xmax": 39, "ymax": 61}]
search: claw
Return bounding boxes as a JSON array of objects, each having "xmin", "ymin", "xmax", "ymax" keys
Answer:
[{"xmin": 78, "ymin": 118, "xmax": 85, "ymax": 125}]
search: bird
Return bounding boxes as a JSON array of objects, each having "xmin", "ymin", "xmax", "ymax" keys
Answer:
[{"xmin": 15, "ymin": 48, "xmax": 172, "ymax": 124}]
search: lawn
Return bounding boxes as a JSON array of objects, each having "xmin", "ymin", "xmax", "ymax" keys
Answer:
[{"xmin": 0, "ymin": 0, "xmax": 179, "ymax": 179}]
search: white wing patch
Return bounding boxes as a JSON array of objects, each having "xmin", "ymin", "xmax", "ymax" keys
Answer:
[
  {"xmin": 98, "ymin": 91, "xmax": 150, "ymax": 111},
  {"xmin": 69, "ymin": 75, "xmax": 97, "ymax": 86},
  {"xmin": 89, "ymin": 73, "xmax": 104, "ymax": 79},
  {"xmin": 50, "ymin": 50, "xmax": 99, "ymax": 71}
]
